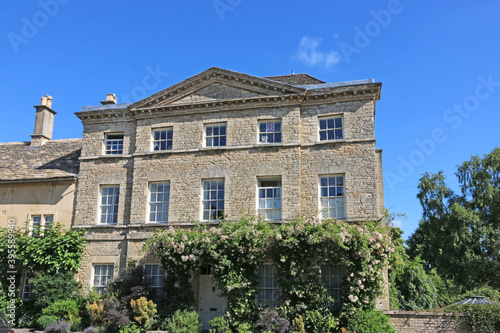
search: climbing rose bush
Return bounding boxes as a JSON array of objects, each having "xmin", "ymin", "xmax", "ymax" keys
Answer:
[{"xmin": 145, "ymin": 215, "xmax": 394, "ymax": 327}]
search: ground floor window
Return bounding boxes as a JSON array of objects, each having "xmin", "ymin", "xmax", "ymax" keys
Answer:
[
  {"xmin": 257, "ymin": 264, "xmax": 280, "ymax": 308},
  {"xmin": 144, "ymin": 264, "xmax": 166, "ymax": 299},
  {"xmin": 321, "ymin": 264, "xmax": 346, "ymax": 311},
  {"xmin": 93, "ymin": 264, "xmax": 114, "ymax": 295},
  {"xmin": 22, "ymin": 271, "xmax": 34, "ymax": 299}
]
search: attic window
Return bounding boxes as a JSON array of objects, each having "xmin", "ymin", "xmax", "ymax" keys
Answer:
[{"xmin": 105, "ymin": 134, "xmax": 124, "ymax": 155}]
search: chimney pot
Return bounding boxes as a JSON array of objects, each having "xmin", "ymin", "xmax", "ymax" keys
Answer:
[
  {"xmin": 30, "ymin": 94, "xmax": 57, "ymax": 146},
  {"xmin": 101, "ymin": 93, "xmax": 117, "ymax": 105}
]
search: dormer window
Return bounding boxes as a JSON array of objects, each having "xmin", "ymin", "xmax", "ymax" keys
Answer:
[{"xmin": 105, "ymin": 134, "xmax": 124, "ymax": 155}]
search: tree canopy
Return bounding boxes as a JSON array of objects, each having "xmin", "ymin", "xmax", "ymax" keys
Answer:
[{"xmin": 407, "ymin": 147, "xmax": 500, "ymax": 290}]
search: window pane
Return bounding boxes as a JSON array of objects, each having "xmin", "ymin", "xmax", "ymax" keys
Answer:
[{"xmin": 319, "ymin": 119, "xmax": 327, "ymax": 130}]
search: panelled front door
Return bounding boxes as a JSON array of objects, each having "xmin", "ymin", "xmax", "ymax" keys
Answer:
[{"xmin": 198, "ymin": 266, "xmax": 225, "ymax": 330}]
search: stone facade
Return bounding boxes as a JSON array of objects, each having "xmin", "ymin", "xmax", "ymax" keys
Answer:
[{"xmin": 71, "ymin": 67, "xmax": 387, "ymax": 320}]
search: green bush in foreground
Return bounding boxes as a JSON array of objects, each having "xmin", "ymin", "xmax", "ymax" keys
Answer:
[
  {"xmin": 345, "ymin": 309, "xmax": 395, "ymax": 333},
  {"xmin": 162, "ymin": 309, "xmax": 201, "ymax": 333}
]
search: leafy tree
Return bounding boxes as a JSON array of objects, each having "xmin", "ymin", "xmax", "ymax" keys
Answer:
[
  {"xmin": 388, "ymin": 227, "xmax": 440, "ymax": 310},
  {"xmin": 408, "ymin": 147, "xmax": 500, "ymax": 290}
]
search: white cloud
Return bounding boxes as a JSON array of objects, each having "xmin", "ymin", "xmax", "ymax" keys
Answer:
[
  {"xmin": 294, "ymin": 35, "xmax": 341, "ymax": 68},
  {"xmin": 392, "ymin": 219, "xmax": 403, "ymax": 228}
]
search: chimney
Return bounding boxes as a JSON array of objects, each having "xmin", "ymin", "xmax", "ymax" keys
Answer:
[
  {"xmin": 100, "ymin": 93, "xmax": 117, "ymax": 105},
  {"xmin": 30, "ymin": 94, "xmax": 56, "ymax": 147}
]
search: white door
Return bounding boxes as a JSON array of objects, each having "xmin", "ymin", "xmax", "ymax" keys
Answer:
[{"xmin": 198, "ymin": 272, "xmax": 225, "ymax": 330}]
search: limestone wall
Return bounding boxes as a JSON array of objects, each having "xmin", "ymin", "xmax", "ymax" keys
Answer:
[
  {"xmin": 385, "ymin": 311, "xmax": 470, "ymax": 333},
  {"xmin": 0, "ymin": 181, "xmax": 76, "ymax": 230}
]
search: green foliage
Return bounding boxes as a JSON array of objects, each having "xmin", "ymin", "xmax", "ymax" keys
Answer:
[
  {"xmin": 408, "ymin": 147, "xmax": 500, "ymax": 290},
  {"xmin": 0, "ymin": 223, "xmax": 86, "ymax": 275},
  {"xmin": 300, "ymin": 309, "xmax": 338, "ymax": 332},
  {"xmin": 461, "ymin": 285, "xmax": 500, "ymax": 303},
  {"xmin": 394, "ymin": 257, "xmax": 438, "ymax": 310},
  {"xmin": 208, "ymin": 315, "xmax": 232, "ymax": 333},
  {"xmin": 345, "ymin": 309, "xmax": 395, "ymax": 333},
  {"xmin": 130, "ymin": 297, "xmax": 157, "ymax": 330},
  {"xmin": 42, "ymin": 299, "xmax": 79, "ymax": 322},
  {"xmin": 147, "ymin": 215, "xmax": 394, "ymax": 328},
  {"xmin": 106, "ymin": 260, "xmax": 149, "ymax": 308},
  {"xmin": 118, "ymin": 323, "xmax": 142, "ymax": 333},
  {"xmin": 444, "ymin": 304, "xmax": 500, "ymax": 333},
  {"xmin": 29, "ymin": 270, "xmax": 82, "ymax": 309},
  {"xmin": 155, "ymin": 271, "xmax": 195, "ymax": 324},
  {"xmin": 37, "ymin": 315, "xmax": 58, "ymax": 330},
  {"xmin": 161, "ymin": 309, "xmax": 201, "ymax": 333}
]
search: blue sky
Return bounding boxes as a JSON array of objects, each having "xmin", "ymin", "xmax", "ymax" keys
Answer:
[{"xmin": 1, "ymin": 1, "xmax": 499, "ymax": 239}]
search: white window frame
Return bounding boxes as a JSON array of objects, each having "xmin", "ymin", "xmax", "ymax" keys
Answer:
[
  {"xmin": 257, "ymin": 263, "xmax": 280, "ymax": 308},
  {"xmin": 321, "ymin": 264, "xmax": 346, "ymax": 311},
  {"xmin": 152, "ymin": 128, "xmax": 173, "ymax": 151},
  {"xmin": 148, "ymin": 182, "xmax": 170, "ymax": 223},
  {"xmin": 201, "ymin": 179, "xmax": 225, "ymax": 221},
  {"xmin": 319, "ymin": 115, "xmax": 343, "ymax": 141},
  {"xmin": 22, "ymin": 271, "xmax": 34, "ymax": 299},
  {"xmin": 93, "ymin": 264, "xmax": 114, "ymax": 295},
  {"xmin": 104, "ymin": 133, "xmax": 124, "ymax": 155},
  {"xmin": 258, "ymin": 120, "xmax": 282, "ymax": 144},
  {"xmin": 204, "ymin": 123, "xmax": 227, "ymax": 148},
  {"xmin": 29, "ymin": 214, "xmax": 54, "ymax": 235},
  {"xmin": 143, "ymin": 264, "xmax": 166, "ymax": 290},
  {"xmin": 319, "ymin": 175, "xmax": 345, "ymax": 219},
  {"xmin": 257, "ymin": 178, "xmax": 282, "ymax": 221},
  {"xmin": 99, "ymin": 186, "xmax": 120, "ymax": 225}
]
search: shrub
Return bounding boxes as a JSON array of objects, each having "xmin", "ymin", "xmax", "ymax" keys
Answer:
[
  {"xmin": 346, "ymin": 310, "xmax": 395, "ymax": 333},
  {"xmin": 82, "ymin": 327, "xmax": 100, "ymax": 333},
  {"xmin": 255, "ymin": 308, "xmax": 294, "ymax": 333},
  {"xmin": 36, "ymin": 315, "xmax": 58, "ymax": 330},
  {"xmin": 445, "ymin": 304, "xmax": 500, "ymax": 333},
  {"xmin": 162, "ymin": 309, "xmax": 201, "ymax": 333},
  {"xmin": 301, "ymin": 309, "xmax": 338, "ymax": 333},
  {"xmin": 42, "ymin": 298, "xmax": 79, "ymax": 321},
  {"xmin": 130, "ymin": 297, "xmax": 157, "ymax": 330},
  {"xmin": 88, "ymin": 300, "xmax": 105, "ymax": 326},
  {"xmin": 29, "ymin": 270, "xmax": 82, "ymax": 310},
  {"xmin": 118, "ymin": 323, "xmax": 142, "ymax": 333},
  {"xmin": 100, "ymin": 298, "xmax": 130, "ymax": 333},
  {"xmin": 45, "ymin": 320, "xmax": 71, "ymax": 333},
  {"xmin": 107, "ymin": 260, "xmax": 149, "ymax": 307},
  {"xmin": 209, "ymin": 315, "xmax": 231, "ymax": 333}
]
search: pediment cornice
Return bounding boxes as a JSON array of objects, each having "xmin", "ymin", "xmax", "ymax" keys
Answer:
[{"xmin": 129, "ymin": 67, "xmax": 306, "ymax": 110}]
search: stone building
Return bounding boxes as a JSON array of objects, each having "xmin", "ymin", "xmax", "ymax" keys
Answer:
[
  {"xmin": 0, "ymin": 95, "xmax": 81, "ymax": 298},
  {"xmin": 71, "ymin": 67, "xmax": 386, "ymax": 328}
]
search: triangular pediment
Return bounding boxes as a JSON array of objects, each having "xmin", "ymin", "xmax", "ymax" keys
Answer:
[{"xmin": 130, "ymin": 67, "xmax": 305, "ymax": 110}]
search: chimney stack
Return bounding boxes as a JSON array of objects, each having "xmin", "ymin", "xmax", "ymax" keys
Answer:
[
  {"xmin": 30, "ymin": 94, "xmax": 56, "ymax": 147},
  {"xmin": 100, "ymin": 94, "xmax": 117, "ymax": 105}
]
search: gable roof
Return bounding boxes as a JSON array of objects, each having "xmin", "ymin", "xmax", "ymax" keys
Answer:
[{"xmin": 0, "ymin": 139, "xmax": 82, "ymax": 183}]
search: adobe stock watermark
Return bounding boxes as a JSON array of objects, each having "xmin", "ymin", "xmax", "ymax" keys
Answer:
[
  {"xmin": 6, "ymin": 218, "xmax": 17, "ymax": 326},
  {"xmin": 118, "ymin": 65, "xmax": 169, "ymax": 104},
  {"xmin": 338, "ymin": 0, "xmax": 410, "ymax": 63},
  {"xmin": 385, "ymin": 74, "xmax": 499, "ymax": 190},
  {"xmin": 213, "ymin": 0, "xmax": 242, "ymax": 21},
  {"xmin": 7, "ymin": 0, "xmax": 71, "ymax": 54}
]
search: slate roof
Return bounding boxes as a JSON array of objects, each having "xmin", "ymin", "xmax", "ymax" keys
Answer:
[
  {"xmin": 264, "ymin": 73, "xmax": 326, "ymax": 85},
  {"xmin": 0, "ymin": 139, "xmax": 82, "ymax": 182}
]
